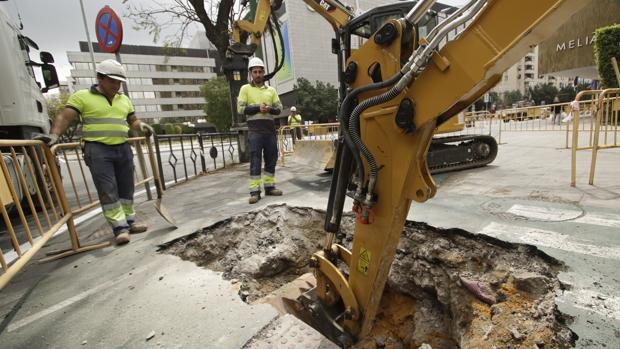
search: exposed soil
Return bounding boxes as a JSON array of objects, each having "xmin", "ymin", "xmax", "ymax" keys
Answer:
[{"xmin": 161, "ymin": 204, "xmax": 576, "ymax": 348}]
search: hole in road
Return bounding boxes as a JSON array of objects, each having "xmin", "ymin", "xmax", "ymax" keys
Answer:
[{"xmin": 160, "ymin": 204, "xmax": 576, "ymax": 348}]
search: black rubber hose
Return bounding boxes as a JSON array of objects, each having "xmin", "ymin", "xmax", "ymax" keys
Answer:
[
  {"xmin": 264, "ymin": 13, "xmax": 285, "ymax": 82},
  {"xmin": 349, "ymin": 84, "xmax": 403, "ymax": 198},
  {"xmin": 339, "ymin": 72, "xmax": 403, "ymax": 192}
]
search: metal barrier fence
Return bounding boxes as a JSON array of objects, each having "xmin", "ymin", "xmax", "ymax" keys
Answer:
[
  {"xmin": 583, "ymin": 88, "xmax": 620, "ymax": 186},
  {"xmin": 278, "ymin": 123, "xmax": 339, "ymax": 166},
  {"xmin": 154, "ymin": 132, "xmax": 239, "ymax": 190},
  {"xmin": 0, "ymin": 140, "xmax": 106, "ymax": 289},
  {"xmin": 0, "ymin": 137, "xmax": 167, "ymax": 289}
]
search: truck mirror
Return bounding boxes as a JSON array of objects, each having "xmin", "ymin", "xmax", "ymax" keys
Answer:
[
  {"xmin": 41, "ymin": 63, "xmax": 59, "ymax": 92},
  {"xmin": 40, "ymin": 51, "xmax": 55, "ymax": 64}
]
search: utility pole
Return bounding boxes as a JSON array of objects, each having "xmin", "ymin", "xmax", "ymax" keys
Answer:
[{"xmin": 78, "ymin": 0, "xmax": 97, "ymax": 78}]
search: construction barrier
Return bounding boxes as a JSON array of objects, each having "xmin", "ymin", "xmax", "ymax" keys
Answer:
[
  {"xmin": 586, "ymin": 88, "xmax": 620, "ymax": 185},
  {"xmin": 278, "ymin": 123, "xmax": 339, "ymax": 167},
  {"xmin": 0, "ymin": 137, "xmax": 164, "ymax": 289}
]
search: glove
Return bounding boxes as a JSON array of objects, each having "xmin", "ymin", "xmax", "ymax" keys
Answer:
[
  {"xmin": 33, "ymin": 133, "xmax": 59, "ymax": 145},
  {"xmin": 139, "ymin": 121, "xmax": 154, "ymax": 137}
]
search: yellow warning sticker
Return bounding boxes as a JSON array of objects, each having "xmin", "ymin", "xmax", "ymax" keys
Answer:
[{"xmin": 357, "ymin": 248, "xmax": 371, "ymax": 275}]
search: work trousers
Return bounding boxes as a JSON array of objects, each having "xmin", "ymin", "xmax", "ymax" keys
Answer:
[
  {"xmin": 84, "ymin": 141, "xmax": 135, "ymax": 235},
  {"xmin": 249, "ymin": 132, "xmax": 278, "ymax": 195}
]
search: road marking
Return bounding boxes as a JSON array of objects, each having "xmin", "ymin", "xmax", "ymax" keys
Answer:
[
  {"xmin": 574, "ymin": 213, "xmax": 620, "ymax": 228},
  {"xmin": 478, "ymin": 222, "xmax": 620, "ymax": 260},
  {"xmin": 506, "ymin": 204, "xmax": 581, "ymax": 221},
  {"xmin": 557, "ymin": 289, "xmax": 620, "ymax": 320},
  {"xmin": 3, "ymin": 239, "xmax": 40, "ymax": 265},
  {"xmin": 7, "ymin": 263, "xmax": 151, "ymax": 332}
]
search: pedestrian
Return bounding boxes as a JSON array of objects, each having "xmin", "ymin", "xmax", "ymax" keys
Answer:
[
  {"xmin": 288, "ymin": 106, "xmax": 303, "ymax": 143},
  {"xmin": 237, "ymin": 57, "xmax": 283, "ymax": 204},
  {"xmin": 552, "ymin": 96, "xmax": 562, "ymax": 125},
  {"xmin": 36, "ymin": 59, "xmax": 153, "ymax": 245}
]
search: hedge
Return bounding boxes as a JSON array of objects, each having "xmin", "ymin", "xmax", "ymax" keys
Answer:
[{"xmin": 594, "ymin": 24, "xmax": 620, "ymax": 89}]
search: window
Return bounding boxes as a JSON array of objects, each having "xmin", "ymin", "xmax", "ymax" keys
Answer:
[
  {"xmin": 146, "ymin": 105, "xmax": 159, "ymax": 112},
  {"xmin": 128, "ymin": 78, "xmax": 142, "ymax": 85},
  {"xmin": 141, "ymin": 78, "xmax": 153, "ymax": 85},
  {"xmin": 129, "ymin": 92, "xmax": 144, "ymax": 99},
  {"xmin": 143, "ymin": 91, "xmax": 155, "ymax": 99},
  {"xmin": 158, "ymin": 91, "xmax": 172, "ymax": 98},
  {"xmin": 139, "ymin": 64, "xmax": 153, "ymax": 72},
  {"xmin": 134, "ymin": 105, "xmax": 147, "ymax": 112},
  {"xmin": 73, "ymin": 62, "xmax": 92, "ymax": 70},
  {"xmin": 127, "ymin": 64, "xmax": 140, "ymax": 71},
  {"xmin": 152, "ymin": 78, "xmax": 170, "ymax": 85},
  {"xmin": 156, "ymin": 65, "xmax": 168, "ymax": 72},
  {"xmin": 161, "ymin": 105, "xmax": 174, "ymax": 111}
]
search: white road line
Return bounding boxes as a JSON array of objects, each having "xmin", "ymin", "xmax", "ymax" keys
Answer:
[
  {"xmin": 7, "ymin": 263, "xmax": 151, "ymax": 332},
  {"xmin": 506, "ymin": 204, "xmax": 581, "ymax": 221},
  {"xmin": 557, "ymin": 289, "xmax": 620, "ymax": 321},
  {"xmin": 478, "ymin": 222, "xmax": 620, "ymax": 260},
  {"xmin": 574, "ymin": 213, "xmax": 620, "ymax": 228}
]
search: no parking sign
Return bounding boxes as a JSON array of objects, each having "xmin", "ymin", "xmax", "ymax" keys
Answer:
[{"xmin": 95, "ymin": 6, "xmax": 123, "ymax": 53}]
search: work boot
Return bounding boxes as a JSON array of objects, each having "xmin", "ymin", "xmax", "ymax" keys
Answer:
[
  {"xmin": 115, "ymin": 230, "xmax": 130, "ymax": 245},
  {"xmin": 249, "ymin": 193, "xmax": 261, "ymax": 204},
  {"xmin": 265, "ymin": 188, "xmax": 283, "ymax": 196},
  {"xmin": 129, "ymin": 222, "xmax": 148, "ymax": 234}
]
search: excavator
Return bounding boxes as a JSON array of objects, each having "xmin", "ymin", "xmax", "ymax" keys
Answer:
[{"xmin": 225, "ymin": 0, "xmax": 591, "ymax": 346}]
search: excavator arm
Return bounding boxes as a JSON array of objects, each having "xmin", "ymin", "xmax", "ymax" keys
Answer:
[{"xmin": 228, "ymin": 0, "xmax": 592, "ymax": 346}]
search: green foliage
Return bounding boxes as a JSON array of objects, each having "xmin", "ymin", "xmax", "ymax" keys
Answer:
[
  {"xmin": 594, "ymin": 24, "xmax": 620, "ymax": 88},
  {"xmin": 294, "ymin": 78, "xmax": 339, "ymax": 123},
  {"xmin": 201, "ymin": 77, "xmax": 232, "ymax": 132},
  {"xmin": 151, "ymin": 123, "xmax": 163, "ymax": 135},
  {"xmin": 501, "ymin": 90, "xmax": 523, "ymax": 108},
  {"xmin": 164, "ymin": 123, "xmax": 176, "ymax": 134},
  {"xmin": 528, "ymin": 84, "xmax": 558, "ymax": 105},
  {"xmin": 46, "ymin": 92, "xmax": 79, "ymax": 142},
  {"xmin": 182, "ymin": 125, "xmax": 194, "ymax": 134},
  {"xmin": 174, "ymin": 125, "xmax": 182, "ymax": 134}
]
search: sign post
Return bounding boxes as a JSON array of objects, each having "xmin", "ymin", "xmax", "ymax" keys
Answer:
[{"xmin": 95, "ymin": 6, "xmax": 127, "ymax": 92}]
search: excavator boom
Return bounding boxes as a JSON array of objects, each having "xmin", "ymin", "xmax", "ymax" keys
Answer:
[{"xmin": 228, "ymin": 0, "xmax": 592, "ymax": 346}]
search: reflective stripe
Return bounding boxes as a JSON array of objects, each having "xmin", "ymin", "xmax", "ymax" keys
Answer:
[
  {"xmin": 249, "ymin": 178, "xmax": 262, "ymax": 191},
  {"xmin": 83, "ymin": 118, "xmax": 128, "ymax": 125},
  {"xmin": 247, "ymin": 114, "xmax": 274, "ymax": 121},
  {"xmin": 121, "ymin": 199, "xmax": 135, "ymax": 222},
  {"xmin": 263, "ymin": 174, "xmax": 276, "ymax": 186},
  {"xmin": 102, "ymin": 201, "xmax": 128, "ymax": 228},
  {"xmin": 83, "ymin": 130, "xmax": 129, "ymax": 138}
]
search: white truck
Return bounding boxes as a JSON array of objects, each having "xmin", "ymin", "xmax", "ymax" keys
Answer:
[{"xmin": 0, "ymin": 4, "xmax": 60, "ymax": 208}]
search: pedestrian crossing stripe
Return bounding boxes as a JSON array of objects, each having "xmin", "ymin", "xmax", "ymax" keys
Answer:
[{"xmin": 357, "ymin": 248, "xmax": 371, "ymax": 275}]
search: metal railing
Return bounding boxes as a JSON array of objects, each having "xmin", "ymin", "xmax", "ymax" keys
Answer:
[
  {"xmin": 154, "ymin": 132, "xmax": 239, "ymax": 189},
  {"xmin": 586, "ymin": 88, "xmax": 620, "ymax": 185},
  {"xmin": 0, "ymin": 140, "xmax": 108, "ymax": 289},
  {"xmin": 278, "ymin": 123, "xmax": 339, "ymax": 166}
]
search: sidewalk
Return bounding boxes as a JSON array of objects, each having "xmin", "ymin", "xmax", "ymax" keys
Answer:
[{"xmin": 0, "ymin": 130, "xmax": 618, "ymax": 348}]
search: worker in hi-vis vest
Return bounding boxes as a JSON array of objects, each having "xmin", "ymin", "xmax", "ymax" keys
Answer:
[
  {"xmin": 36, "ymin": 59, "xmax": 153, "ymax": 245},
  {"xmin": 288, "ymin": 106, "xmax": 303, "ymax": 143},
  {"xmin": 237, "ymin": 57, "xmax": 283, "ymax": 204}
]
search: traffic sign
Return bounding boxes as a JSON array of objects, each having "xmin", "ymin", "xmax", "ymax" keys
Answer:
[{"xmin": 95, "ymin": 6, "xmax": 123, "ymax": 53}]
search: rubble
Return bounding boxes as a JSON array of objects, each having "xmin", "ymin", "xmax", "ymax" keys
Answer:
[{"xmin": 161, "ymin": 205, "xmax": 577, "ymax": 348}]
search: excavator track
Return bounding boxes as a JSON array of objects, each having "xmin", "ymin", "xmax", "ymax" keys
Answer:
[{"xmin": 428, "ymin": 134, "xmax": 498, "ymax": 174}]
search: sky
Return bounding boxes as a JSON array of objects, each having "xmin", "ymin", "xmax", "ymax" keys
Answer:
[{"xmin": 0, "ymin": 0, "xmax": 468, "ymax": 84}]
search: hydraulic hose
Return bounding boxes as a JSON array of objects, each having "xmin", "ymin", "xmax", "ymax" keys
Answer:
[{"xmin": 348, "ymin": 0, "xmax": 487, "ymax": 199}]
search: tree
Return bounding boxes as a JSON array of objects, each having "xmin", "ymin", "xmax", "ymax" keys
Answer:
[
  {"xmin": 501, "ymin": 90, "xmax": 523, "ymax": 108},
  {"xmin": 46, "ymin": 93, "xmax": 79, "ymax": 142},
  {"xmin": 528, "ymin": 83, "xmax": 558, "ymax": 105},
  {"xmin": 294, "ymin": 78, "xmax": 339, "ymax": 123},
  {"xmin": 594, "ymin": 24, "xmax": 620, "ymax": 89},
  {"xmin": 201, "ymin": 77, "xmax": 232, "ymax": 131},
  {"xmin": 123, "ymin": 0, "xmax": 242, "ymax": 62}
]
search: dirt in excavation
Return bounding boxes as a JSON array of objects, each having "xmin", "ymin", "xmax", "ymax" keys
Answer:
[{"xmin": 161, "ymin": 204, "xmax": 577, "ymax": 349}]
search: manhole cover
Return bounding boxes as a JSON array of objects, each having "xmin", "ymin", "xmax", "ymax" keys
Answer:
[{"xmin": 481, "ymin": 198, "xmax": 584, "ymax": 222}]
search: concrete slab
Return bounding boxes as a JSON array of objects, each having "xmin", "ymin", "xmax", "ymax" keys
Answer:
[{"xmin": 0, "ymin": 130, "xmax": 618, "ymax": 348}]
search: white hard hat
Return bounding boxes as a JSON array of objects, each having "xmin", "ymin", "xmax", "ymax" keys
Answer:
[
  {"xmin": 96, "ymin": 59, "xmax": 127, "ymax": 82},
  {"xmin": 290, "ymin": 106, "xmax": 296, "ymax": 112},
  {"xmin": 248, "ymin": 57, "xmax": 265, "ymax": 70}
]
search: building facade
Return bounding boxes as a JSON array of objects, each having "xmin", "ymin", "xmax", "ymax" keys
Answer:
[
  {"xmin": 67, "ymin": 42, "xmax": 216, "ymax": 124},
  {"xmin": 492, "ymin": 46, "xmax": 573, "ymax": 96}
]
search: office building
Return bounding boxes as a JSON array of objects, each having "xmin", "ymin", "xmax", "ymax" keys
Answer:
[{"xmin": 67, "ymin": 42, "xmax": 216, "ymax": 124}]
